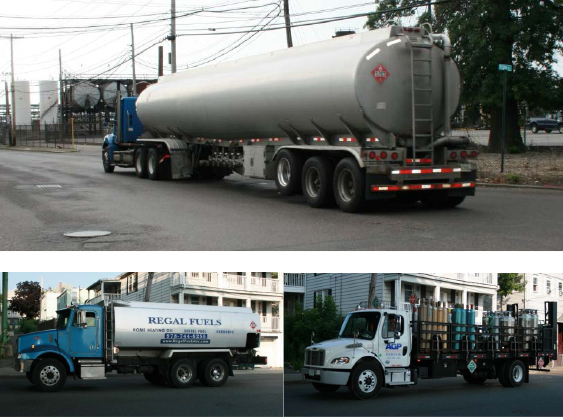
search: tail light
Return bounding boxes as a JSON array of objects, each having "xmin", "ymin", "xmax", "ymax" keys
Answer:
[
  {"xmin": 470, "ymin": 150, "xmax": 478, "ymax": 158},
  {"xmin": 380, "ymin": 151, "xmax": 387, "ymax": 160},
  {"xmin": 368, "ymin": 151, "xmax": 376, "ymax": 159},
  {"xmin": 461, "ymin": 151, "xmax": 468, "ymax": 158},
  {"xmin": 391, "ymin": 152, "xmax": 399, "ymax": 160},
  {"xmin": 450, "ymin": 151, "xmax": 457, "ymax": 159}
]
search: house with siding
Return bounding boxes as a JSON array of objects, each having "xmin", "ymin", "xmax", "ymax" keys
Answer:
[
  {"xmin": 300, "ymin": 273, "xmax": 499, "ymax": 323},
  {"xmin": 85, "ymin": 272, "xmax": 283, "ymax": 368}
]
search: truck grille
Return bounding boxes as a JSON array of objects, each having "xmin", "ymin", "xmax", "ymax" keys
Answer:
[{"xmin": 305, "ymin": 349, "xmax": 325, "ymax": 366}]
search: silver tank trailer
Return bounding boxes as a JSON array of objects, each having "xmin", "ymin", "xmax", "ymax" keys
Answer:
[
  {"xmin": 112, "ymin": 301, "xmax": 260, "ymax": 350},
  {"xmin": 136, "ymin": 26, "xmax": 461, "ymax": 144}
]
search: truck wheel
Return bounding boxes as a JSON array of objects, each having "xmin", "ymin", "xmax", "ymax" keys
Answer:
[
  {"xmin": 275, "ymin": 149, "xmax": 303, "ymax": 196},
  {"xmin": 102, "ymin": 147, "xmax": 115, "ymax": 173},
  {"xmin": 502, "ymin": 360, "xmax": 525, "ymax": 388},
  {"xmin": 33, "ymin": 358, "xmax": 67, "ymax": 392},
  {"xmin": 348, "ymin": 362, "xmax": 383, "ymax": 400},
  {"xmin": 135, "ymin": 148, "xmax": 148, "ymax": 178},
  {"xmin": 312, "ymin": 382, "xmax": 340, "ymax": 394},
  {"xmin": 333, "ymin": 157, "xmax": 365, "ymax": 213},
  {"xmin": 302, "ymin": 156, "xmax": 335, "ymax": 208},
  {"xmin": 26, "ymin": 372, "xmax": 35, "ymax": 384},
  {"xmin": 201, "ymin": 358, "xmax": 229, "ymax": 387},
  {"xmin": 545, "ymin": 129, "xmax": 552, "ymax": 134},
  {"xmin": 169, "ymin": 359, "xmax": 198, "ymax": 389},
  {"xmin": 147, "ymin": 148, "xmax": 161, "ymax": 180},
  {"xmin": 531, "ymin": 124, "xmax": 538, "ymax": 133},
  {"xmin": 144, "ymin": 369, "xmax": 168, "ymax": 386},
  {"xmin": 463, "ymin": 371, "xmax": 486, "ymax": 384},
  {"xmin": 421, "ymin": 194, "xmax": 465, "ymax": 209}
]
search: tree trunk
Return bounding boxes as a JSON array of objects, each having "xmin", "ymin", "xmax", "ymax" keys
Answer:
[
  {"xmin": 368, "ymin": 274, "xmax": 376, "ymax": 308},
  {"xmin": 488, "ymin": 99, "xmax": 524, "ymax": 153}
]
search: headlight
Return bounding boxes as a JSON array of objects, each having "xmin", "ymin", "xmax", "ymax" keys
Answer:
[
  {"xmin": 330, "ymin": 357, "xmax": 350, "ymax": 365},
  {"xmin": 17, "ymin": 354, "xmax": 22, "ymax": 359}
]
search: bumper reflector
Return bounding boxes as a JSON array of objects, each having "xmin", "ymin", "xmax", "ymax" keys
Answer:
[
  {"xmin": 391, "ymin": 167, "xmax": 461, "ymax": 175},
  {"xmin": 371, "ymin": 182, "xmax": 475, "ymax": 192}
]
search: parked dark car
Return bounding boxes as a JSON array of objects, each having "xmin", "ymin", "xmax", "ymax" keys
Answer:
[{"xmin": 527, "ymin": 117, "xmax": 561, "ymax": 133}]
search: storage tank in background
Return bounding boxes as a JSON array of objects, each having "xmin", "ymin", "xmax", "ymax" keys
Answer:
[
  {"xmin": 39, "ymin": 80, "xmax": 59, "ymax": 124},
  {"xmin": 101, "ymin": 82, "xmax": 128, "ymax": 108},
  {"xmin": 135, "ymin": 81, "xmax": 151, "ymax": 96},
  {"xmin": 71, "ymin": 81, "xmax": 100, "ymax": 110},
  {"xmin": 14, "ymin": 80, "xmax": 32, "ymax": 126}
]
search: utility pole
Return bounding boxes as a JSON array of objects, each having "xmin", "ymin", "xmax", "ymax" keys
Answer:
[
  {"xmin": 158, "ymin": 46, "xmax": 164, "ymax": 77},
  {"xmin": 1, "ymin": 272, "xmax": 8, "ymax": 358},
  {"xmin": 4, "ymin": 80, "xmax": 10, "ymax": 144},
  {"xmin": 131, "ymin": 23, "xmax": 137, "ymax": 95},
  {"xmin": 170, "ymin": 0, "xmax": 177, "ymax": 73},
  {"xmin": 283, "ymin": 0, "xmax": 293, "ymax": 48},
  {"xmin": 0, "ymin": 35, "xmax": 22, "ymax": 146},
  {"xmin": 59, "ymin": 49, "xmax": 63, "ymax": 145},
  {"xmin": 427, "ymin": 0, "xmax": 432, "ymax": 21}
]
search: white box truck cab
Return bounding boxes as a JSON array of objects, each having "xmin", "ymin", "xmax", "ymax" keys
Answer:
[{"xmin": 302, "ymin": 302, "xmax": 558, "ymax": 399}]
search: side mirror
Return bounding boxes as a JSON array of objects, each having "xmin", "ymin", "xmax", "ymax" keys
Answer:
[{"xmin": 76, "ymin": 310, "xmax": 87, "ymax": 328}]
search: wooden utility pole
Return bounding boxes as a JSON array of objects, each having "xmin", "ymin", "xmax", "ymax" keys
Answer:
[
  {"xmin": 170, "ymin": 0, "xmax": 177, "ymax": 73},
  {"xmin": 4, "ymin": 80, "xmax": 10, "ymax": 144},
  {"xmin": 10, "ymin": 35, "xmax": 17, "ymax": 146},
  {"xmin": 158, "ymin": 46, "xmax": 164, "ymax": 77},
  {"xmin": 144, "ymin": 272, "xmax": 154, "ymax": 302},
  {"xmin": 283, "ymin": 0, "xmax": 293, "ymax": 48},
  {"xmin": 59, "ymin": 49, "xmax": 63, "ymax": 144},
  {"xmin": 131, "ymin": 23, "xmax": 137, "ymax": 95}
]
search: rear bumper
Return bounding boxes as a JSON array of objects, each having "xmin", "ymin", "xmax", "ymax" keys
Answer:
[{"xmin": 302, "ymin": 367, "xmax": 351, "ymax": 386}]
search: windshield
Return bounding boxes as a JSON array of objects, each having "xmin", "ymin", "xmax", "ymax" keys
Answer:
[
  {"xmin": 339, "ymin": 312, "xmax": 380, "ymax": 340},
  {"xmin": 56, "ymin": 310, "xmax": 71, "ymax": 329}
]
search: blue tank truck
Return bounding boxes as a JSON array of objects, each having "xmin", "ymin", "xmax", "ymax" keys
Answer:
[
  {"xmin": 14, "ymin": 301, "xmax": 266, "ymax": 392},
  {"xmin": 302, "ymin": 301, "xmax": 557, "ymax": 399},
  {"xmin": 102, "ymin": 26, "xmax": 477, "ymax": 213}
]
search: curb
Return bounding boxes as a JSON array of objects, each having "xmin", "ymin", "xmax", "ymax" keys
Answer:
[
  {"xmin": 1, "ymin": 146, "xmax": 79, "ymax": 154},
  {"xmin": 476, "ymin": 182, "xmax": 563, "ymax": 191}
]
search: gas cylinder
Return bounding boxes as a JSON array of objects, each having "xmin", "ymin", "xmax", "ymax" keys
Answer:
[
  {"xmin": 420, "ymin": 299, "xmax": 427, "ymax": 349},
  {"xmin": 491, "ymin": 311, "xmax": 500, "ymax": 351},
  {"xmin": 468, "ymin": 304, "xmax": 475, "ymax": 349},
  {"xmin": 453, "ymin": 304, "xmax": 462, "ymax": 350}
]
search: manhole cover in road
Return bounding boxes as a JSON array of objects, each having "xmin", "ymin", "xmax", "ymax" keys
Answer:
[{"xmin": 63, "ymin": 230, "xmax": 112, "ymax": 238}]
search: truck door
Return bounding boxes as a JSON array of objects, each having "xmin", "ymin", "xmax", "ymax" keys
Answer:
[
  {"xmin": 69, "ymin": 310, "xmax": 100, "ymax": 356},
  {"xmin": 379, "ymin": 313, "xmax": 410, "ymax": 367}
]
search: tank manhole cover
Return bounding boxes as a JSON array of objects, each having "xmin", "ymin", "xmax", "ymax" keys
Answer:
[
  {"xmin": 37, "ymin": 184, "xmax": 62, "ymax": 189},
  {"xmin": 63, "ymin": 231, "xmax": 112, "ymax": 238}
]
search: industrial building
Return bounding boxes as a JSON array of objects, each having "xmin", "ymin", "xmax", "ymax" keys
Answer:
[{"xmin": 85, "ymin": 272, "xmax": 284, "ymax": 368}]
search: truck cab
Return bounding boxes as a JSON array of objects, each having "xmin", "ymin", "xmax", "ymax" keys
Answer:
[
  {"xmin": 16, "ymin": 305, "xmax": 105, "ymax": 391},
  {"xmin": 303, "ymin": 308, "xmax": 414, "ymax": 399}
]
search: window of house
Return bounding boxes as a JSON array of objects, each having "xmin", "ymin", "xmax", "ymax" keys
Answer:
[
  {"xmin": 533, "ymin": 277, "xmax": 537, "ymax": 292},
  {"xmin": 191, "ymin": 296, "xmax": 200, "ymax": 305},
  {"xmin": 547, "ymin": 280, "xmax": 551, "ymax": 294},
  {"xmin": 404, "ymin": 284, "xmax": 413, "ymax": 303},
  {"xmin": 314, "ymin": 289, "xmax": 331, "ymax": 308},
  {"xmin": 382, "ymin": 314, "xmax": 404, "ymax": 339},
  {"xmin": 559, "ymin": 282, "xmax": 562, "ymax": 295}
]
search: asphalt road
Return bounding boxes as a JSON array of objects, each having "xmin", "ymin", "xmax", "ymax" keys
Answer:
[
  {"xmin": 1, "ymin": 146, "xmax": 562, "ymax": 251},
  {"xmin": 284, "ymin": 370, "xmax": 563, "ymax": 417},
  {"xmin": 0, "ymin": 370, "xmax": 283, "ymax": 417}
]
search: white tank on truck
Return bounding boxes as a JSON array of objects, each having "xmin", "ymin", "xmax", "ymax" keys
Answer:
[
  {"xmin": 14, "ymin": 301, "xmax": 264, "ymax": 392},
  {"xmin": 103, "ymin": 25, "xmax": 477, "ymax": 213}
]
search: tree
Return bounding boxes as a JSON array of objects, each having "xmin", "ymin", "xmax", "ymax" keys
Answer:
[
  {"xmin": 10, "ymin": 281, "xmax": 41, "ymax": 319},
  {"xmin": 497, "ymin": 273, "xmax": 525, "ymax": 308},
  {"xmin": 366, "ymin": 0, "xmax": 563, "ymax": 153}
]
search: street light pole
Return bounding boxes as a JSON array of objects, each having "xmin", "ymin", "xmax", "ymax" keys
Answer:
[
  {"xmin": 131, "ymin": 23, "xmax": 137, "ymax": 95},
  {"xmin": 170, "ymin": 0, "xmax": 177, "ymax": 73}
]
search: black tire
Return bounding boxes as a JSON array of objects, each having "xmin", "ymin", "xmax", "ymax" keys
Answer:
[
  {"xmin": 25, "ymin": 372, "xmax": 34, "ymax": 384},
  {"xmin": 545, "ymin": 129, "xmax": 552, "ymax": 134},
  {"xmin": 32, "ymin": 358, "xmax": 67, "ymax": 392},
  {"xmin": 169, "ymin": 359, "xmax": 198, "ymax": 389},
  {"xmin": 502, "ymin": 360, "xmax": 525, "ymax": 388},
  {"xmin": 134, "ymin": 148, "xmax": 148, "ymax": 178},
  {"xmin": 147, "ymin": 148, "xmax": 161, "ymax": 181},
  {"xmin": 421, "ymin": 194, "xmax": 466, "ymax": 209},
  {"xmin": 275, "ymin": 149, "xmax": 303, "ymax": 196},
  {"xmin": 144, "ymin": 369, "xmax": 168, "ymax": 386},
  {"xmin": 348, "ymin": 362, "xmax": 383, "ymax": 400},
  {"xmin": 312, "ymin": 382, "xmax": 340, "ymax": 394},
  {"xmin": 200, "ymin": 358, "xmax": 229, "ymax": 388},
  {"xmin": 102, "ymin": 147, "xmax": 115, "ymax": 173},
  {"xmin": 302, "ymin": 156, "xmax": 335, "ymax": 208},
  {"xmin": 333, "ymin": 157, "xmax": 365, "ymax": 213},
  {"xmin": 497, "ymin": 362, "xmax": 508, "ymax": 386},
  {"xmin": 463, "ymin": 371, "xmax": 486, "ymax": 384},
  {"xmin": 531, "ymin": 124, "xmax": 538, "ymax": 134}
]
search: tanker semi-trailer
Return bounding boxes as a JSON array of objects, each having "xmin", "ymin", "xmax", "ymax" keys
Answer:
[
  {"xmin": 14, "ymin": 301, "xmax": 264, "ymax": 392},
  {"xmin": 102, "ymin": 25, "xmax": 477, "ymax": 213}
]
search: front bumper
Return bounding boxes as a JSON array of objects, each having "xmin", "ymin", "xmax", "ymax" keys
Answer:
[{"xmin": 302, "ymin": 366, "xmax": 351, "ymax": 386}]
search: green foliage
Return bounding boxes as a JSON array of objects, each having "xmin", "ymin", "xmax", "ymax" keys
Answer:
[
  {"xmin": 498, "ymin": 273, "xmax": 525, "ymax": 299},
  {"xmin": 10, "ymin": 281, "xmax": 41, "ymax": 319},
  {"xmin": 18, "ymin": 318, "xmax": 39, "ymax": 334},
  {"xmin": 284, "ymin": 296, "xmax": 343, "ymax": 370},
  {"xmin": 505, "ymin": 173, "xmax": 520, "ymax": 184}
]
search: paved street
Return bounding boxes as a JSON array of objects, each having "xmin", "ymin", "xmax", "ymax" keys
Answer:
[
  {"xmin": 1, "ymin": 146, "xmax": 562, "ymax": 250},
  {"xmin": 284, "ymin": 370, "xmax": 563, "ymax": 417},
  {"xmin": 0, "ymin": 369, "xmax": 282, "ymax": 417}
]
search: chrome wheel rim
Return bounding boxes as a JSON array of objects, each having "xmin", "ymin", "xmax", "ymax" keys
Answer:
[
  {"xmin": 337, "ymin": 169, "xmax": 355, "ymax": 202},
  {"xmin": 39, "ymin": 365, "xmax": 60, "ymax": 386},
  {"xmin": 148, "ymin": 155, "xmax": 156, "ymax": 175},
  {"xmin": 177, "ymin": 365, "xmax": 193, "ymax": 383},
  {"xmin": 136, "ymin": 153, "xmax": 143, "ymax": 172},
  {"xmin": 305, "ymin": 167, "xmax": 321, "ymax": 198},
  {"xmin": 512, "ymin": 365, "xmax": 523, "ymax": 382},
  {"xmin": 210, "ymin": 364, "xmax": 225, "ymax": 382},
  {"xmin": 277, "ymin": 158, "xmax": 291, "ymax": 187},
  {"xmin": 103, "ymin": 150, "xmax": 109, "ymax": 166},
  {"xmin": 358, "ymin": 369, "xmax": 376, "ymax": 394}
]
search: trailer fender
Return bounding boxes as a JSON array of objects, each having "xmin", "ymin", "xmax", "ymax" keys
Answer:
[{"xmin": 272, "ymin": 145, "xmax": 366, "ymax": 169}]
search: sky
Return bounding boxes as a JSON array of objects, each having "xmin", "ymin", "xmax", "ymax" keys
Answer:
[{"xmin": 4, "ymin": 272, "xmax": 122, "ymax": 292}]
